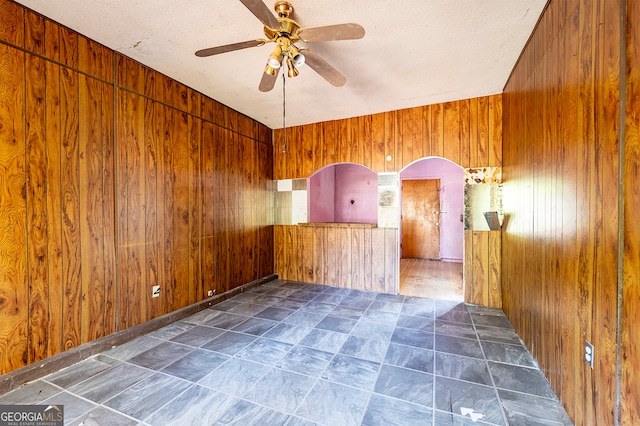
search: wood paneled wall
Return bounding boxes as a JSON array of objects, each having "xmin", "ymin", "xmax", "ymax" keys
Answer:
[
  {"xmin": 502, "ymin": 0, "xmax": 624, "ymax": 424},
  {"xmin": 273, "ymin": 95, "xmax": 502, "ymax": 179},
  {"xmin": 624, "ymin": 0, "xmax": 640, "ymax": 424},
  {"xmin": 464, "ymin": 230, "xmax": 501, "ymax": 308},
  {"xmin": 274, "ymin": 225, "xmax": 397, "ymax": 293},
  {"xmin": 0, "ymin": 0, "xmax": 273, "ymax": 375},
  {"xmin": 273, "ymin": 96, "xmax": 503, "ymax": 300}
]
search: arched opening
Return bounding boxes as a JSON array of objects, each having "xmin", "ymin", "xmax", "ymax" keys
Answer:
[
  {"xmin": 308, "ymin": 163, "xmax": 378, "ymax": 224},
  {"xmin": 399, "ymin": 157, "xmax": 464, "ymax": 300}
]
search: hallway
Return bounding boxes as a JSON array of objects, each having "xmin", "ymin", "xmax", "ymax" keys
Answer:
[
  {"xmin": 400, "ymin": 259, "xmax": 463, "ymax": 301},
  {"xmin": 0, "ymin": 279, "xmax": 571, "ymax": 425}
]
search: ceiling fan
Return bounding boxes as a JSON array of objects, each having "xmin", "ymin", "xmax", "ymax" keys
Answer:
[{"xmin": 195, "ymin": 0, "xmax": 365, "ymax": 92}]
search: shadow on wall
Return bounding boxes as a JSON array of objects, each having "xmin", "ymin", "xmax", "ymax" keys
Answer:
[{"xmin": 400, "ymin": 157, "xmax": 464, "ymax": 262}]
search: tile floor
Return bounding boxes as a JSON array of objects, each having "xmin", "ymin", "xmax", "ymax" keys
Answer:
[{"xmin": 0, "ymin": 280, "xmax": 573, "ymax": 425}]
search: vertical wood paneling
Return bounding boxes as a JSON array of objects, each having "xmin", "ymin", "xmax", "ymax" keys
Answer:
[
  {"xmin": 0, "ymin": 44, "xmax": 27, "ymax": 372},
  {"xmin": 0, "ymin": 0, "xmax": 24, "ymax": 46},
  {"xmin": 0, "ymin": 2, "xmax": 274, "ymax": 375},
  {"xmin": 44, "ymin": 60, "xmax": 64, "ymax": 355},
  {"xmin": 502, "ymin": 0, "xmax": 623, "ymax": 424},
  {"xmin": 60, "ymin": 67, "xmax": 82, "ymax": 351},
  {"xmin": 79, "ymin": 74, "xmax": 107, "ymax": 343},
  {"xmin": 26, "ymin": 54, "xmax": 49, "ymax": 363},
  {"xmin": 624, "ymin": 0, "xmax": 640, "ymax": 424}
]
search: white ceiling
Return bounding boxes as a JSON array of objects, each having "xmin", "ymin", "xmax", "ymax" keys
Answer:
[{"xmin": 15, "ymin": 0, "xmax": 547, "ymax": 129}]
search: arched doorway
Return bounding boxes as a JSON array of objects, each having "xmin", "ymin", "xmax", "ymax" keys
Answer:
[{"xmin": 399, "ymin": 157, "xmax": 463, "ymax": 300}]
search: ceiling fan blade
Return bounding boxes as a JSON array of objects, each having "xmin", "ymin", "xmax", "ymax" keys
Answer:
[
  {"xmin": 302, "ymin": 48, "xmax": 346, "ymax": 87},
  {"xmin": 259, "ymin": 67, "xmax": 281, "ymax": 92},
  {"xmin": 195, "ymin": 39, "xmax": 264, "ymax": 57},
  {"xmin": 299, "ymin": 23, "xmax": 365, "ymax": 42},
  {"xmin": 239, "ymin": 0, "xmax": 281, "ymax": 29}
]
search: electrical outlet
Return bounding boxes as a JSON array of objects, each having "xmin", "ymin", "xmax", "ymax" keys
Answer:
[
  {"xmin": 152, "ymin": 285, "xmax": 160, "ymax": 298},
  {"xmin": 207, "ymin": 290, "xmax": 215, "ymax": 297},
  {"xmin": 584, "ymin": 341, "xmax": 594, "ymax": 368}
]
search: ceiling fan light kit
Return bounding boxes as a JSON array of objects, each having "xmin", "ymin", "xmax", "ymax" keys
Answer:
[{"xmin": 195, "ymin": 0, "xmax": 365, "ymax": 92}]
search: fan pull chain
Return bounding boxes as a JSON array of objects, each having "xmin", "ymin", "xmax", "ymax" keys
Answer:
[{"xmin": 282, "ymin": 73, "xmax": 286, "ymax": 153}]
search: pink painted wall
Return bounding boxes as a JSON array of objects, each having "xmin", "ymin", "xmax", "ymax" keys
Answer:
[
  {"xmin": 308, "ymin": 167, "xmax": 335, "ymax": 222},
  {"xmin": 401, "ymin": 158, "xmax": 464, "ymax": 262},
  {"xmin": 308, "ymin": 163, "xmax": 378, "ymax": 224}
]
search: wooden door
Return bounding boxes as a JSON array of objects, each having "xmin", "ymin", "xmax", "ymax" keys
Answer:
[{"xmin": 401, "ymin": 179, "xmax": 441, "ymax": 259}]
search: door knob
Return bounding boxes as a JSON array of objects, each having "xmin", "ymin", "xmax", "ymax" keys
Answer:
[{"xmin": 435, "ymin": 222, "xmax": 440, "ymax": 227}]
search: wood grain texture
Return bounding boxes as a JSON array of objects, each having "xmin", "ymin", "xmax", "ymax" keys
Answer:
[
  {"xmin": 273, "ymin": 95, "xmax": 501, "ymax": 179},
  {"xmin": 624, "ymin": 0, "xmax": 640, "ymax": 424},
  {"xmin": 0, "ymin": 44, "xmax": 27, "ymax": 372},
  {"xmin": 274, "ymin": 225, "xmax": 399, "ymax": 294},
  {"xmin": 502, "ymin": 0, "xmax": 623, "ymax": 424},
  {"xmin": 0, "ymin": 0, "xmax": 24, "ymax": 46},
  {"xmin": 0, "ymin": 2, "xmax": 273, "ymax": 375}
]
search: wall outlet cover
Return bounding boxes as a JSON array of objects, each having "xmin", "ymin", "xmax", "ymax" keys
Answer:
[{"xmin": 152, "ymin": 286, "xmax": 160, "ymax": 298}]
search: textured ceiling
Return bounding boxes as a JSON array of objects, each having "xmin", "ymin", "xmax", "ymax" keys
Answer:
[{"xmin": 15, "ymin": 0, "xmax": 547, "ymax": 129}]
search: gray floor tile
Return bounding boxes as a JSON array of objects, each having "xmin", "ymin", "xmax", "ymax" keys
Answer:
[
  {"xmin": 233, "ymin": 317, "xmax": 278, "ymax": 336},
  {"xmin": 367, "ymin": 299, "xmax": 404, "ymax": 314},
  {"xmin": 128, "ymin": 341, "xmax": 194, "ymax": 370},
  {"xmin": 322, "ymin": 354, "xmax": 380, "ymax": 390},
  {"xmin": 396, "ymin": 314, "xmax": 435, "ymax": 332},
  {"xmin": 339, "ymin": 335, "xmax": 388, "ymax": 363},
  {"xmin": 242, "ymin": 367, "xmax": 315, "ymax": 413},
  {"xmin": 475, "ymin": 325, "xmax": 523, "ymax": 345},
  {"xmin": 0, "ymin": 380, "xmax": 62, "ymax": 404},
  {"xmin": 299, "ymin": 328, "xmax": 349, "ymax": 352},
  {"xmin": 315, "ymin": 315, "xmax": 358, "ymax": 334},
  {"xmin": 41, "ymin": 390, "xmax": 96, "ymax": 424},
  {"xmin": 384, "ymin": 342, "xmax": 434, "ymax": 373},
  {"xmin": 103, "ymin": 373, "xmax": 191, "ymax": 421},
  {"xmin": 435, "ymin": 320, "xmax": 478, "ymax": 339},
  {"xmin": 435, "ymin": 352, "xmax": 493, "ymax": 386},
  {"xmin": 101, "ymin": 335, "xmax": 163, "ymax": 361},
  {"xmin": 488, "ymin": 362, "xmax": 557, "ymax": 398},
  {"xmin": 7, "ymin": 279, "xmax": 572, "ymax": 426},
  {"xmin": 498, "ymin": 389, "xmax": 574, "ymax": 425},
  {"xmin": 435, "ymin": 334, "xmax": 484, "ymax": 358},
  {"xmin": 169, "ymin": 325, "xmax": 225, "ymax": 347},
  {"xmin": 255, "ymin": 306, "xmax": 296, "ymax": 321},
  {"xmin": 198, "ymin": 357, "xmax": 269, "ymax": 396},
  {"xmin": 201, "ymin": 331, "xmax": 257, "ymax": 355},
  {"xmin": 350, "ymin": 318, "xmax": 394, "ymax": 341},
  {"xmin": 434, "ymin": 376, "xmax": 505, "ymax": 425},
  {"xmin": 374, "ymin": 364, "xmax": 434, "ymax": 407},
  {"xmin": 283, "ymin": 310, "xmax": 326, "ymax": 327},
  {"xmin": 390, "ymin": 327, "xmax": 433, "ymax": 349},
  {"xmin": 481, "ymin": 340, "xmax": 537, "ymax": 367},
  {"xmin": 470, "ymin": 312, "xmax": 514, "ymax": 329},
  {"xmin": 67, "ymin": 406, "xmax": 139, "ymax": 426},
  {"xmin": 147, "ymin": 321, "xmax": 194, "ymax": 340},
  {"xmin": 144, "ymin": 385, "xmax": 238, "ymax": 425},
  {"xmin": 263, "ymin": 323, "xmax": 313, "ymax": 344},
  {"xmin": 433, "ymin": 409, "xmax": 498, "ymax": 426},
  {"xmin": 216, "ymin": 399, "xmax": 289, "ymax": 425},
  {"xmin": 69, "ymin": 362, "xmax": 152, "ymax": 404},
  {"xmin": 295, "ymin": 379, "xmax": 371, "ymax": 426},
  {"xmin": 277, "ymin": 345, "xmax": 334, "ymax": 376},
  {"xmin": 362, "ymin": 393, "xmax": 432, "ymax": 426},
  {"xmin": 235, "ymin": 338, "xmax": 293, "ymax": 364},
  {"xmin": 331, "ymin": 305, "xmax": 366, "ymax": 320},
  {"xmin": 204, "ymin": 312, "xmax": 251, "ymax": 329},
  {"xmin": 161, "ymin": 349, "xmax": 229, "ymax": 382},
  {"xmin": 44, "ymin": 355, "xmax": 120, "ymax": 389}
]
